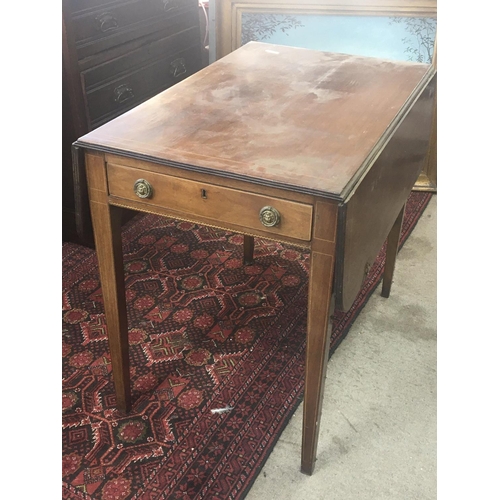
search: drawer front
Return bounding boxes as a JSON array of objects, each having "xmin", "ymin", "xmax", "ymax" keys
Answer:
[
  {"xmin": 72, "ymin": 0, "xmax": 198, "ymax": 59},
  {"xmin": 107, "ymin": 164, "xmax": 313, "ymax": 242},
  {"xmin": 70, "ymin": 0, "xmax": 191, "ymax": 15},
  {"xmin": 82, "ymin": 26, "xmax": 199, "ymax": 89},
  {"xmin": 69, "ymin": 0, "xmax": 130, "ymax": 15},
  {"xmin": 86, "ymin": 44, "xmax": 200, "ymax": 127}
]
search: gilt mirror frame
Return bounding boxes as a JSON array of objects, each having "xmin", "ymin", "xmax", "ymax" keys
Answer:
[{"xmin": 214, "ymin": 0, "xmax": 437, "ymax": 191}]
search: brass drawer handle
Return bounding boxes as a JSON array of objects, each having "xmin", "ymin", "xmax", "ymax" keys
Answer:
[
  {"xmin": 95, "ymin": 12, "xmax": 118, "ymax": 33},
  {"xmin": 114, "ymin": 84, "xmax": 134, "ymax": 104},
  {"xmin": 134, "ymin": 179, "xmax": 153, "ymax": 199},
  {"xmin": 259, "ymin": 206, "xmax": 281, "ymax": 227},
  {"xmin": 169, "ymin": 58, "xmax": 187, "ymax": 79}
]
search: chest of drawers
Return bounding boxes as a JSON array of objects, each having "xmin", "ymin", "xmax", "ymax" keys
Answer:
[{"xmin": 63, "ymin": 0, "xmax": 203, "ymax": 244}]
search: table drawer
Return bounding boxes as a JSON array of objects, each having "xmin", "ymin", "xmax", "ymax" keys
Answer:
[
  {"xmin": 86, "ymin": 44, "xmax": 200, "ymax": 128},
  {"xmin": 107, "ymin": 164, "xmax": 313, "ymax": 241}
]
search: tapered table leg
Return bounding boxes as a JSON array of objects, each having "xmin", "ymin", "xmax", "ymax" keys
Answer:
[
  {"xmin": 86, "ymin": 152, "xmax": 131, "ymax": 413},
  {"xmin": 301, "ymin": 201, "xmax": 337, "ymax": 475},
  {"xmin": 243, "ymin": 235, "xmax": 254, "ymax": 264},
  {"xmin": 381, "ymin": 203, "xmax": 405, "ymax": 299}
]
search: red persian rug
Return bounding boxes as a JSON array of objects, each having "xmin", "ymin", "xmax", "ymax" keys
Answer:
[{"xmin": 63, "ymin": 192, "xmax": 432, "ymax": 500}]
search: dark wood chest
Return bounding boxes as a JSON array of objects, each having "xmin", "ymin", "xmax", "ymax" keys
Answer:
[{"xmin": 63, "ymin": 0, "xmax": 203, "ymax": 245}]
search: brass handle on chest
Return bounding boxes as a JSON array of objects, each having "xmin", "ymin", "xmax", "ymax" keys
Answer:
[
  {"xmin": 134, "ymin": 179, "xmax": 153, "ymax": 199},
  {"xmin": 95, "ymin": 12, "xmax": 118, "ymax": 33},
  {"xmin": 114, "ymin": 84, "xmax": 134, "ymax": 104},
  {"xmin": 169, "ymin": 58, "xmax": 187, "ymax": 79},
  {"xmin": 259, "ymin": 206, "xmax": 281, "ymax": 227}
]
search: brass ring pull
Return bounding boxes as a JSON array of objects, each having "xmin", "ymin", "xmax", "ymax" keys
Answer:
[
  {"xmin": 114, "ymin": 84, "xmax": 134, "ymax": 104},
  {"xmin": 169, "ymin": 58, "xmax": 187, "ymax": 79},
  {"xmin": 259, "ymin": 206, "xmax": 281, "ymax": 227},
  {"xmin": 134, "ymin": 179, "xmax": 153, "ymax": 199},
  {"xmin": 95, "ymin": 12, "xmax": 118, "ymax": 33}
]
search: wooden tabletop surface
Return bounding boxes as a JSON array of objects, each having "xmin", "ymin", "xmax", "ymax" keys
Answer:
[{"xmin": 76, "ymin": 42, "xmax": 434, "ymax": 200}]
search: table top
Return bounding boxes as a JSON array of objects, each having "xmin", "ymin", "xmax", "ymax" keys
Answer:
[{"xmin": 76, "ymin": 42, "xmax": 434, "ymax": 200}]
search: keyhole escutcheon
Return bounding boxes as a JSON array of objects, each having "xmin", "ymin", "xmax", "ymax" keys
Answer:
[{"xmin": 201, "ymin": 189, "xmax": 207, "ymax": 199}]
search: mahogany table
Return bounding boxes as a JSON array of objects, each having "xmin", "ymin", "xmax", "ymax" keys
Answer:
[{"xmin": 73, "ymin": 42, "xmax": 436, "ymax": 475}]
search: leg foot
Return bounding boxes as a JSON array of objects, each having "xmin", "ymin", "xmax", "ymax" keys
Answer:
[
  {"xmin": 301, "ymin": 250, "xmax": 335, "ymax": 474},
  {"xmin": 243, "ymin": 235, "xmax": 254, "ymax": 265}
]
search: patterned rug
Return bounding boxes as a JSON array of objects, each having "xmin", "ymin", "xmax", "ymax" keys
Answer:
[{"xmin": 63, "ymin": 192, "xmax": 432, "ymax": 500}]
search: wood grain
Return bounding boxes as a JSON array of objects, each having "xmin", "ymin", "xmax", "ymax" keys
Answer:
[
  {"xmin": 107, "ymin": 162, "xmax": 314, "ymax": 241},
  {"xmin": 76, "ymin": 42, "xmax": 434, "ymax": 200},
  {"xmin": 302, "ymin": 199, "xmax": 337, "ymax": 475},
  {"xmin": 86, "ymin": 152, "xmax": 131, "ymax": 412},
  {"xmin": 334, "ymin": 74, "xmax": 435, "ymax": 311}
]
